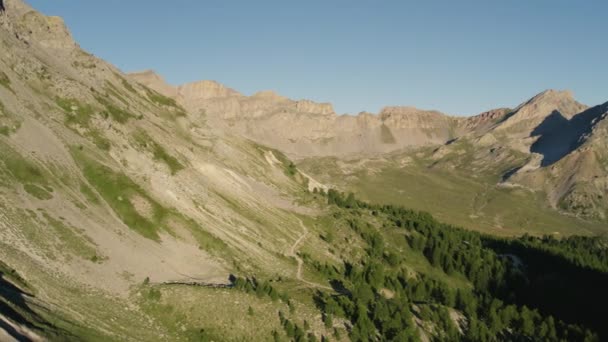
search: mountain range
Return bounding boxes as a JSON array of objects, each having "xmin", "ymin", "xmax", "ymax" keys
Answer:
[
  {"xmin": 130, "ymin": 70, "xmax": 608, "ymax": 221},
  {"xmin": 0, "ymin": 0, "xmax": 607, "ymax": 340}
]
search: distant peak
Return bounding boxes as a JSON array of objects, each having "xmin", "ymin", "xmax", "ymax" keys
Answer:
[
  {"xmin": 177, "ymin": 80, "xmax": 241, "ymax": 100},
  {"xmin": 516, "ymin": 89, "xmax": 584, "ymax": 113},
  {"xmin": 532, "ymin": 89, "xmax": 574, "ymax": 101}
]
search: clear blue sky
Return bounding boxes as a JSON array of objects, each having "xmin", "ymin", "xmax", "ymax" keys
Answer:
[{"xmin": 29, "ymin": 0, "xmax": 607, "ymax": 115}]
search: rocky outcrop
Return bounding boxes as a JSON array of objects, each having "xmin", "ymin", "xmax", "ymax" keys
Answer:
[
  {"xmin": 460, "ymin": 108, "xmax": 511, "ymax": 133},
  {"xmin": 494, "ymin": 90, "xmax": 587, "ymax": 137},
  {"xmin": 177, "ymin": 80, "xmax": 242, "ymax": 113},
  {"xmin": 0, "ymin": 0, "xmax": 77, "ymax": 51}
]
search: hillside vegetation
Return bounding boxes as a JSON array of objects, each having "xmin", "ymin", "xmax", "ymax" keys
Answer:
[{"xmin": 0, "ymin": 1, "xmax": 606, "ymax": 341}]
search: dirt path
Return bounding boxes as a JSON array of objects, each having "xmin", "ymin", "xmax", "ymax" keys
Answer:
[{"xmin": 288, "ymin": 218, "xmax": 333, "ymax": 291}]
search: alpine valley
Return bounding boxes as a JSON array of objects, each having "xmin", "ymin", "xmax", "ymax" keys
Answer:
[{"xmin": 0, "ymin": 1, "xmax": 607, "ymax": 341}]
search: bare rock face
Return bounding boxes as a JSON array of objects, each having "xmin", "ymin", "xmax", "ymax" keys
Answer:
[
  {"xmin": 293, "ymin": 99, "xmax": 334, "ymax": 116},
  {"xmin": 177, "ymin": 80, "xmax": 242, "ymax": 113},
  {"xmin": 505, "ymin": 101, "xmax": 608, "ymax": 219},
  {"xmin": 128, "ymin": 71, "xmax": 470, "ymax": 157},
  {"xmin": 379, "ymin": 106, "xmax": 459, "ymax": 130},
  {"xmin": 495, "ymin": 90, "xmax": 587, "ymax": 137},
  {"xmin": 0, "ymin": 0, "xmax": 77, "ymax": 51},
  {"xmin": 460, "ymin": 108, "xmax": 511, "ymax": 134}
]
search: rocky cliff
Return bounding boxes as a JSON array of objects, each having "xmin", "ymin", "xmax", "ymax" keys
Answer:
[{"xmin": 129, "ymin": 71, "xmax": 477, "ymax": 157}]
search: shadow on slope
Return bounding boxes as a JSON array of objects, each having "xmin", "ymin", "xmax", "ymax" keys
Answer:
[
  {"xmin": 531, "ymin": 103, "xmax": 607, "ymax": 166},
  {"xmin": 0, "ymin": 270, "xmax": 74, "ymax": 341},
  {"xmin": 487, "ymin": 237, "xmax": 608, "ymax": 340}
]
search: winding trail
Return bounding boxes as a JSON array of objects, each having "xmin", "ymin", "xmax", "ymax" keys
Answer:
[{"xmin": 288, "ymin": 218, "xmax": 333, "ymax": 291}]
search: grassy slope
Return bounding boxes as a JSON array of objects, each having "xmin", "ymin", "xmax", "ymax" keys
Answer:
[{"xmin": 299, "ymin": 153, "xmax": 607, "ymax": 237}]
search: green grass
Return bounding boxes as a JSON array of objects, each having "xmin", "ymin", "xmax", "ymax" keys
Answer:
[
  {"xmin": 56, "ymin": 97, "xmax": 96, "ymax": 127},
  {"xmin": 144, "ymin": 87, "xmax": 179, "ymax": 108},
  {"xmin": 80, "ymin": 182, "xmax": 100, "ymax": 204},
  {"xmin": 142, "ymin": 86, "xmax": 187, "ymax": 118},
  {"xmin": 300, "ymin": 152, "xmax": 608, "ymax": 237},
  {"xmin": 71, "ymin": 60, "xmax": 97, "ymax": 69},
  {"xmin": 0, "ymin": 71, "xmax": 13, "ymax": 93},
  {"xmin": 87, "ymin": 129, "xmax": 111, "ymax": 151},
  {"xmin": 0, "ymin": 259, "xmax": 31, "ymax": 292},
  {"xmin": 151, "ymin": 144, "xmax": 184, "ymax": 175},
  {"xmin": 0, "ymin": 99, "xmax": 21, "ymax": 136},
  {"xmin": 133, "ymin": 130, "xmax": 184, "ymax": 175},
  {"xmin": 95, "ymin": 96, "xmax": 134, "ymax": 123},
  {"xmin": 23, "ymin": 183, "xmax": 53, "ymax": 200},
  {"xmin": 41, "ymin": 212, "xmax": 99, "ymax": 261},
  {"xmin": 138, "ymin": 285, "xmax": 323, "ymax": 341},
  {"xmin": 103, "ymin": 81, "xmax": 129, "ymax": 106},
  {"xmin": 70, "ymin": 148, "xmax": 223, "ymax": 254},
  {"xmin": 71, "ymin": 148, "xmax": 165, "ymax": 241},
  {"xmin": 1, "ymin": 147, "xmax": 49, "ymax": 186},
  {"xmin": 356, "ymin": 166, "xmax": 606, "ymax": 236},
  {"xmin": 120, "ymin": 77, "xmax": 137, "ymax": 93},
  {"xmin": 257, "ymin": 145, "xmax": 301, "ymax": 178},
  {"xmin": 57, "ymin": 95, "xmax": 134, "ymax": 127}
]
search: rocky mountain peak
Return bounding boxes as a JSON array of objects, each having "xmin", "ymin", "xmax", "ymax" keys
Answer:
[
  {"xmin": 527, "ymin": 89, "xmax": 576, "ymax": 107},
  {"xmin": 0, "ymin": 0, "xmax": 77, "ymax": 51},
  {"xmin": 495, "ymin": 89, "xmax": 587, "ymax": 135}
]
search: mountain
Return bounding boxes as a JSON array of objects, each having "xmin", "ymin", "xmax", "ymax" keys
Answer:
[
  {"xmin": 293, "ymin": 90, "xmax": 608, "ymax": 229},
  {"xmin": 508, "ymin": 101, "xmax": 608, "ymax": 218},
  {"xmin": 129, "ymin": 71, "xmax": 475, "ymax": 157},
  {"xmin": 130, "ymin": 67, "xmax": 608, "ymax": 221},
  {"xmin": 1, "ymin": 1, "xmax": 608, "ymax": 340},
  {"xmin": 0, "ymin": 1, "xmax": 334, "ymax": 339}
]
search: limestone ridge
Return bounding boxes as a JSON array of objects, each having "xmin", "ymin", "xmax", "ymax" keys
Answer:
[
  {"xmin": 129, "ymin": 70, "xmax": 473, "ymax": 157},
  {"xmin": 129, "ymin": 55, "xmax": 608, "ymax": 219},
  {"xmin": 129, "ymin": 70, "xmax": 606, "ymax": 167}
]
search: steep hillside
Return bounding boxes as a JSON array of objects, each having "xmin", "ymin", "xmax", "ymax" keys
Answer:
[
  {"xmin": 0, "ymin": 0, "xmax": 332, "ymax": 339},
  {"xmin": 1, "ymin": 1, "xmax": 607, "ymax": 341}
]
